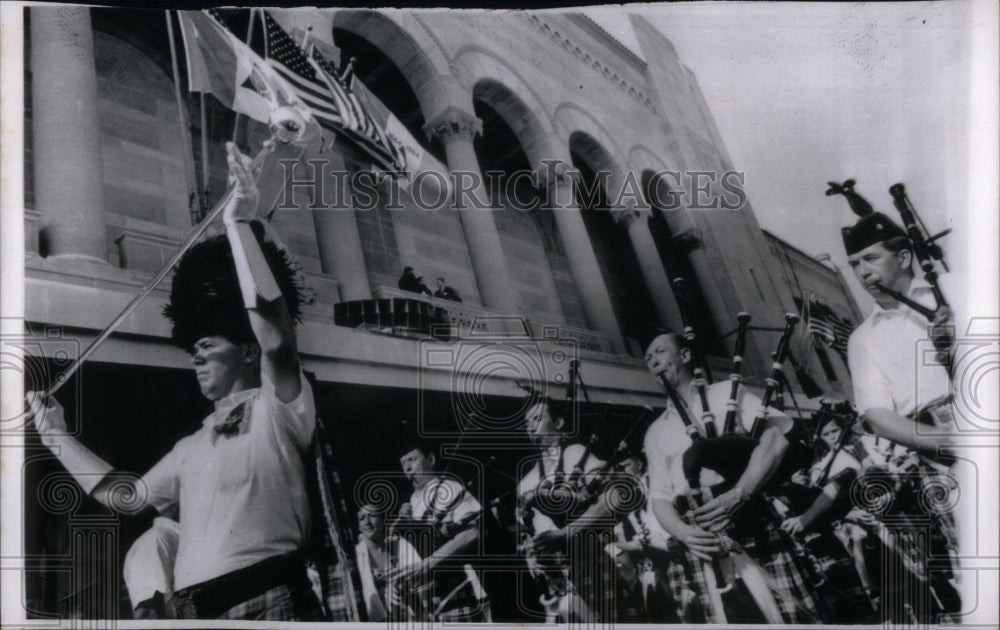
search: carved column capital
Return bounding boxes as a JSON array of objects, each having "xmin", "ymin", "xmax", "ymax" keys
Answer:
[
  {"xmin": 423, "ymin": 106, "xmax": 483, "ymax": 146},
  {"xmin": 535, "ymin": 159, "xmax": 576, "ymax": 192},
  {"xmin": 611, "ymin": 207, "xmax": 643, "ymax": 227}
]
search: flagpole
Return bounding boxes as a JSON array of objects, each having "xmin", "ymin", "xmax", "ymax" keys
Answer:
[
  {"xmin": 200, "ymin": 94, "xmax": 210, "ymax": 191},
  {"xmin": 164, "ymin": 10, "xmax": 199, "ymax": 219},
  {"xmin": 231, "ymin": 8, "xmax": 259, "ymax": 145}
]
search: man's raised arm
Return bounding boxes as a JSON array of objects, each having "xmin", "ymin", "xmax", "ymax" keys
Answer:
[{"xmin": 222, "ymin": 142, "xmax": 300, "ymax": 402}]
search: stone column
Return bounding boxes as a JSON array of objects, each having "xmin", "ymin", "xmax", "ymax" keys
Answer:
[
  {"xmin": 310, "ymin": 150, "xmax": 371, "ymax": 301},
  {"xmin": 540, "ymin": 161, "xmax": 626, "ymax": 354},
  {"xmin": 612, "ymin": 205, "xmax": 684, "ymax": 332},
  {"xmin": 424, "ymin": 107, "xmax": 520, "ymax": 311},
  {"xmin": 31, "ymin": 7, "xmax": 108, "ymax": 263}
]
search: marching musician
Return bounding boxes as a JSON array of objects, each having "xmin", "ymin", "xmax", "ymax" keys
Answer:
[
  {"xmin": 355, "ymin": 503, "xmax": 420, "ymax": 622},
  {"xmin": 394, "ymin": 439, "xmax": 491, "ymax": 622},
  {"xmin": 26, "ymin": 143, "xmax": 326, "ymax": 620},
  {"xmin": 605, "ymin": 455, "xmax": 679, "ymax": 622},
  {"xmin": 642, "ymin": 332, "xmax": 823, "ymax": 624},
  {"xmin": 778, "ymin": 414, "xmax": 881, "ymax": 622},
  {"xmin": 516, "ymin": 398, "xmax": 616, "ymax": 622},
  {"xmin": 842, "ymin": 212, "xmax": 957, "ymax": 458},
  {"xmin": 842, "ymin": 211, "xmax": 961, "ymax": 618}
]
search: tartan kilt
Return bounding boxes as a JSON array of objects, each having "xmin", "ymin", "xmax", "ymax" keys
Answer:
[
  {"xmin": 736, "ymin": 515, "xmax": 822, "ymax": 624},
  {"xmin": 318, "ymin": 563, "xmax": 355, "ymax": 621},
  {"xmin": 216, "ymin": 583, "xmax": 325, "ymax": 621},
  {"xmin": 663, "ymin": 540, "xmax": 712, "ymax": 623},
  {"xmin": 566, "ymin": 530, "xmax": 618, "ymax": 621},
  {"xmin": 428, "ymin": 570, "xmax": 491, "ymax": 623},
  {"xmin": 801, "ymin": 530, "xmax": 877, "ymax": 623},
  {"xmin": 662, "ymin": 516, "xmax": 824, "ymax": 624}
]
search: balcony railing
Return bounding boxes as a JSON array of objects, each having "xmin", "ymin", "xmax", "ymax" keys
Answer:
[{"xmin": 348, "ymin": 286, "xmax": 617, "ymax": 355}]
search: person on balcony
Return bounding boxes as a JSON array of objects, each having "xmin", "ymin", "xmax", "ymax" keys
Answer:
[
  {"xmin": 398, "ymin": 266, "xmax": 432, "ymax": 296},
  {"xmin": 433, "ymin": 277, "xmax": 462, "ymax": 302}
]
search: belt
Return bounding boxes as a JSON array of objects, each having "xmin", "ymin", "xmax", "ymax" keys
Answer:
[
  {"xmin": 914, "ymin": 396, "xmax": 954, "ymax": 427},
  {"xmin": 167, "ymin": 552, "xmax": 308, "ymax": 619}
]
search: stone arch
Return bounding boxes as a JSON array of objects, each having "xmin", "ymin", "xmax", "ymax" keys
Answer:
[
  {"xmin": 453, "ymin": 45, "xmax": 559, "ymax": 165},
  {"xmin": 567, "ymin": 130, "xmax": 625, "ymax": 192},
  {"xmin": 565, "ymin": 130, "xmax": 660, "ymax": 350},
  {"xmin": 555, "ymin": 105, "xmax": 627, "ymax": 179},
  {"xmin": 628, "ymin": 144, "xmax": 672, "ymax": 175},
  {"xmin": 464, "ymin": 74, "xmax": 581, "ymax": 326},
  {"xmin": 331, "ymin": 10, "xmax": 456, "ymax": 121}
]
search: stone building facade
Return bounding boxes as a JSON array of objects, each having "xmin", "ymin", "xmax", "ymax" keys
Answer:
[{"xmin": 21, "ymin": 6, "xmax": 862, "ymax": 616}]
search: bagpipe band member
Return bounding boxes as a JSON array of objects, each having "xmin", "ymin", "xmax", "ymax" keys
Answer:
[
  {"xmin": 642, "ymin": 332, "xmax": 823, "ymax": 624},
  {"xmin": 843, "ymin": 212, "xmax": 957, "ymax": 457},
  {"xmin": 777, "ymin": 415, "xmax": 880, "ymax": 623},
  {"xmin": 517, "ymin": 398, "xmax": 617, "ymax": 623},
  {"xmin": 842, "ymin": 211, "xmax": 961, "ymax": 616},
  {"xmin": 27, "ymin": 143, "xmax": 324, "ymax": 621},
  {"xmin": 394, "ymin": 439, "xmax": 490, "ymax": 623},
  {"xmin": 604, "ymin": 455, "xmax": 680, "ymax": 623},
  {"xmin": 354, "ymin": 503, "xmax": 420, "ymax": 622}
]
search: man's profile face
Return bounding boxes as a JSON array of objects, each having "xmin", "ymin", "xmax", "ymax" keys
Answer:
[
  {"xmin": 189, "ymin": 335, "xmax": 251, "ymax": 401},
  {"xmin": 644, "ymin": 334, "xmax": 686, "ymax": 387},
  {"xmin": 400, "ymin": 448, "xmax": 434, "ymax": 485},
  {"xmin": 847, "ymin": 241, "xmax": 911, "ymax": 296},
  {"xmin": 525, "ymin": 402, "xmax": 562, "ymax": 445},
  {"xmin": 436, "ymin": 278, "xmax": 445, "ymax": 288}
]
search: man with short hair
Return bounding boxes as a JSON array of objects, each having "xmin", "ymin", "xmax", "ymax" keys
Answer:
[
  {"xmin": 843, "ymin": 212, "xmax": 956, "ymax": 457},
  {"xmin": 27, "ymin": 143, "xmax": 324, "ymax": 621},
  {"xmin": 433, "ymin": 277, "xmax": 462, "ymax": 302},
  {"xmin": 516, "ymin": 398, "xmax": 616, "ymax": 622},
  {"xmin": 642, "ymin": 332, "xmax": 823, "ymax": 624},
  {"xmin": 393, "ymin": 440, "xmax": 490, "ymax": 622},
  {"xmin": 842, "ymin": 211, "xmax": 961, "ymax": 619}
]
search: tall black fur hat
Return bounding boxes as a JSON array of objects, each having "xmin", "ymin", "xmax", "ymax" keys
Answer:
[{"xmin": 164, "ymin": 221, "xmax": 305, "ymax": 351}]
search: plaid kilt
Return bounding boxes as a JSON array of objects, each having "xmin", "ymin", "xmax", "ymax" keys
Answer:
[
  {"xmin": 662, "ymin": 514, "xmax": 824, "ymax": 624},
  {"xmin": 663, "ymin": 540, "xmax": 712, "ymax": 623},
  {"xmin": 217, "ymin": 583, "xmax": 326, "ymax": 621},
  {"xmin": 801, "ymin": 531, "xmax": 877, "ymax": 623},
  {"xmin": 737, "ymin": 515, "xmax": 822, "ymax": 623},
  {"xmin": 168, "ymin": 578, "xmax": 326, "ymax": 621},
  {"xmin": 427, "ymin": 570, "xmax": 491, "ymax": 623},
  {"xmin": 566, "ymin": 529, "xmax": 617, "ymax": 621}
]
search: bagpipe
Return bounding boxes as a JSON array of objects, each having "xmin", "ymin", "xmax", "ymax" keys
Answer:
[
  {"xmin": 385, "ymin": 479, "xmax": 487, "ymax": 622},
  {"xmin": 517, "ymin": 487, "xmax": 595, "ymax": 623},
  {"xmin": 667, "ymin": 280, "xmax": 813, "ymax": 505},
  {"xmin": 524, "ymin": 360, "xmax": 651, "ymax": 527},
  {"xmin": 662, "ymin": 279, "xmax": 811, "ymax": 624},
  {"xmin": 826, "ymin": 180, "xmax": 951, "ymax": 324}
]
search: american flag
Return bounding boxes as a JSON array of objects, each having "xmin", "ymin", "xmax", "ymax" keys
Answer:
[
  {"xmin": 259, "ymin": 11, "xmax": 404, "ymax": 172},
  {"xmin": 258, "ymin": 11, "xmax": 345, "ymax": 136},
  {"xmin": 307, "ymin": 46, "xmax": 405, "ymax": 171},
  {"xmin": 805, "ymin": 297, "xmax": 853, "ymax": 359}
]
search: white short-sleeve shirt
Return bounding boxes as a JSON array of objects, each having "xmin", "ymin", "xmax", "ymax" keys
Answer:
[
  {"xmin": 409, "ymin": 476, "xmax": 481, "ymax": 525},
  {"xmin": 847, "ymin": 277, "xmax": 952, "ymax": 417},
  {"xmin": 643, "ymin": 381, "xmax": 789, "ymax": 507},
  {"xmin": 141, "ymin": 374, "xmax": 316, "ymax": 590},
  {"xmin": 516, "ymin": 443, "xmax": 605, "ymax": 534}
]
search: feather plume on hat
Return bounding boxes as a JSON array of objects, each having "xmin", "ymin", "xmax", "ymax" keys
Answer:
[{"xmin": 164, "ymin": 221, "xmax": 305, "ymax": 351}]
